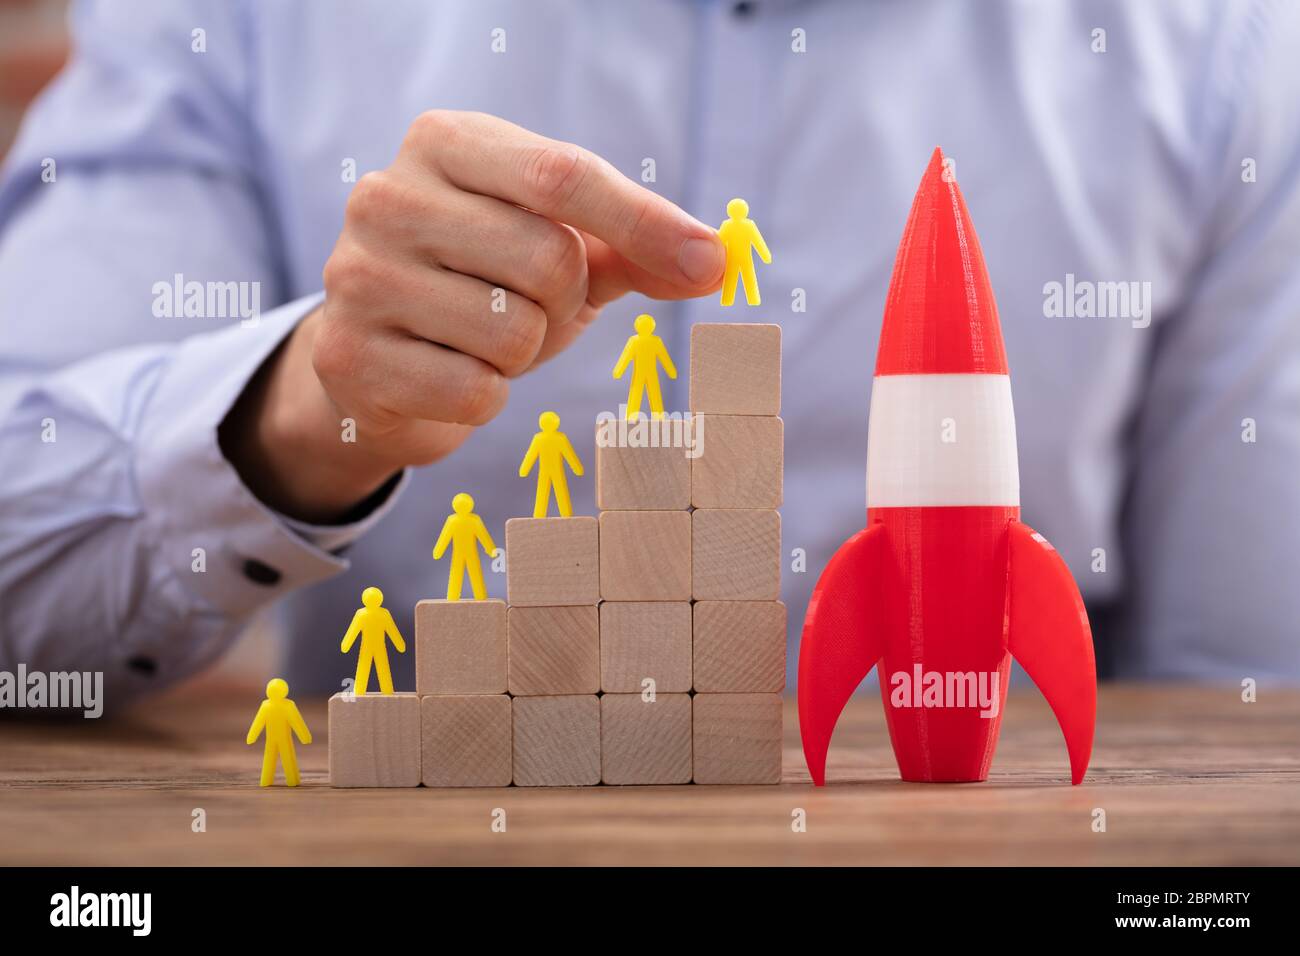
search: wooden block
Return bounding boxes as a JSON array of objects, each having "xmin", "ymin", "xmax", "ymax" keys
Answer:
[
  {"xmin": 599, "ymin": 510, "xmax": 691, "ymax": 601},
  {"xmin": 692, "ymin": 693, "xmax": 782, "ymax": 784},
  {"xmin": 512, "ymin": 696, "xmax": 600, "ymax": 787},
  {"xmin": 328, "ymin": 692, "xmax": 421, "ymax": 788},
  {"xmin": 600, "ymin": 694, "xmax": 693, "ymax": 785},
  {"xmin": 691, "ymin": 509, "xmax": 781, "ymax": 600},
  {"xmin": 508, "ymin": 605, "xmax": 599, "ymax": 696},
  {"xmin": 693, "ymin": 601, "xmax": 787, "ymax": 692},
  {"xmin": 420, "ymin": 695, "xmax": 512, "ymax": 788},
  {"xmin": 414, "ymin": 599, "xmax": 507, "ymax": 695},
  {"xmin": 690, "ymin": 415, "xmax": 783, "ymax": 509},
  {"xmin": 595, "ymin": 419, "xmax": 691, "ymax": 510},
  {"xmin": 600, "ymin": 601, "xmax": 692, "ymax": 693},
  {"xmin": 689, "ymin": 323, "xmax": 781, "ymax": 415},
  {"xmin": 505, "ymin": 517, "xmax": 599, "ymax": 607}
]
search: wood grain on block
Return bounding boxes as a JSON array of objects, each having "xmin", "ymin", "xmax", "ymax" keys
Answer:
[
  {"xmin": 595, "ymin": 419, "xmax": 691, "ymax": 510},
  {"xmin": 414, "ymin": 599, "xmax": 507, "ymax": 696},
  {"xmin": 328, "ymin": 692, "xmax": 421, "ymax": 788},
  {"xmin": 690, "ymin": 415, "xmax": 783, "ymax": 509},
  {"xmin": 692, "ymin": 693, "xmax": 782, "ymax": 785},
  {"xmin": 600, "ymin": 694, "xmax": 693, "ymax": 785},
  {"xmin": 599, "ymin": 510, "xmax": 691, "ymax": 601},
  {"xmin": 693, "ymin": 601, "xmax": 787, "ymax": 692},
  {"xmin": 512, "ymin": 695, "xmax": 600, "ymax": 787},
  {"xmin": 508, "ymin": 605, "xmax": 599, "ymax": 696},
  {"xmin": 420, "ymin": 695, "xmax": 512, "ymax": 788},
  {"xmin": 599, "ymin": 601, "xmax": 692, "ymax": 693},
  {"xmin": 691, "ymin": 509, "xmax": 781, "ymax": 600},
  {"xmin": 689, "ymin": 323, "xmax": 781, "ymax": 415},
  {"xmin": 505, "ymin": 516, "xmax": 599, "ymax": 607}
]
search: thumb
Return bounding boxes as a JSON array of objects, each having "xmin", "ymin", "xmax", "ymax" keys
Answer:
[{"xmin": 583, "ymin": 229, "xmax": 724, "ymax": 309}]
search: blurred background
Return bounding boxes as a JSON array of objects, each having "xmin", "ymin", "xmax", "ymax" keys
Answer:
[
  {"xmin": 1, "ymin": 0, "xmax": 286, "ymax": 684},
  {"xmin": 0, "ymin": 0, "xmax": 68, "ymax": 159},
  {"xmin": 3, "ymin": 1, "xmax": 1297, "ymax": 698}
]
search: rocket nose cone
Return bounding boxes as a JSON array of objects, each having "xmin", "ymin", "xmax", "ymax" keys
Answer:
[
  {"xmin": 926, "ymin": 144, "xmax": 945, "ymax": 173},
  {"xmin": 875, "ymin": 147, "xmax": 1008, "ymax": 376}
]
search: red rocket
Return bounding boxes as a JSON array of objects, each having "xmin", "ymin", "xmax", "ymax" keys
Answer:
[{"xmin": 798, "ymin": 148, "xmax": 1096, "ymax": 785}]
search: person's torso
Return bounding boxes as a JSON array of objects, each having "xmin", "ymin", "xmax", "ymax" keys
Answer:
[{"xmin": 232, "ymin": 0, "xmax": 1224, "ymax": 689}]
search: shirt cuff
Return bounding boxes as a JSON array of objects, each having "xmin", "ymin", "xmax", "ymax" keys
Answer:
[
  {"xmin": 134, "ymin": 293, "xmax": 403, "ymax": 617},
  {"xmin": 275, "ymin": 468, "xmax": 411, "ymax": 554}
]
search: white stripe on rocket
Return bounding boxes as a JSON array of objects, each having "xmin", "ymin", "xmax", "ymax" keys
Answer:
[{"xmin": 866, "ymin": 374, "xmax": 1020, "ymax": 508}]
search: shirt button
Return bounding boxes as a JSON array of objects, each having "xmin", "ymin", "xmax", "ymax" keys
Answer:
[
  {"xmin": 127, "ymin": 655, "xmax": 157, "ymax": 676},
  {"xmin": 242, "ymin": 558, "xmax": 282, "ymax": 586},
  {"xmin": 732, "ymin": 1, "xmax": 756, "ymax": 17}
]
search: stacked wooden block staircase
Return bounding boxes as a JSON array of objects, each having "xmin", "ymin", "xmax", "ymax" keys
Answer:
[{"xmin": 329, "ymin": 323, "xmax": 785, "ymax": 787}]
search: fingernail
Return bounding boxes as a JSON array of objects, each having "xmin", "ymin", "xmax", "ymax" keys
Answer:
[{"xmin": 678, "ymin": 235, "xmax": 724, "ymax": 285}]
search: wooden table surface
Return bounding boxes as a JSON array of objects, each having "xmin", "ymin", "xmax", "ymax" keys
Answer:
[{"xmin": 1, "ymin": 681, "xmax": 1296, "ymax": 865}]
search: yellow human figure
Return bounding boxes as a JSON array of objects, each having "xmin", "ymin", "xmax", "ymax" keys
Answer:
[
  {"xmin": 519, "ymin": 411, "xmax": 584, "ymax": 517},
  {"xmin": 718, "ymin": 197, "xmax": 772, "ymax": 306},
  {"xmin": 246, "ymin": 678, "xmax": 312, "ymax": 788},
  {"xmin": 339, "ymin": 586, "xmax": 406, "ymax": 694},
  {"xmin": 432, "ymin": 492, "xmax": 497, "ymax": 601},
  {"xmin": 612, "ymin": 313, "xmax": 677, "ymax": 420}
]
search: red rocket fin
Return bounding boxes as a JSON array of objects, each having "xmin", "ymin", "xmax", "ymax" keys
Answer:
[
  {"xmin": 1007, "ymin": 521, "xmax": 1097, "ymax": 785},
  {"xmin": 798, "ymin": 523, "xmax": 887, "ymax": 786}
]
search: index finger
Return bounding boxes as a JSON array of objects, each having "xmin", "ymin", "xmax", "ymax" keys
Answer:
[{"xmin": 407, "ymin": 110, "xmax": 724, "ymax": 292}]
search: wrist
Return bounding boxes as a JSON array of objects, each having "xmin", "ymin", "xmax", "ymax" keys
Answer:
[{"xmin": 220, "ymin": 307, "xmax": 398, "ymax": 523}]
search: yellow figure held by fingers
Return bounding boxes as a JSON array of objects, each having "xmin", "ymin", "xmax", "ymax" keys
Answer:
[
  {"xmin": 519, "ymin": 411, "xmax": 584, "ymax": 517},
  {"xmin": 613, "ymin": 314, "xmax": 677, "ymax": 420},
  {"xmin": 339, "ymin": 586, "xmax": 406, "ymax": 694},
  {"xmin": 718, "ymin": 197, "xmax": 772, "ymax": 306},
  {"xmin": 246, "ymin": 678, "xmax": 312, "ymax": 788},
  {"xmin": 432, "ymin": 492, "xmax": 497, "ymax": 601}
]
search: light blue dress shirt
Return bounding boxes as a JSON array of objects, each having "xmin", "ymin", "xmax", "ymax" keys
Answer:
[{"xmin": 2, "ymin": 0, "xmax": 1298, "ymax": 707}]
